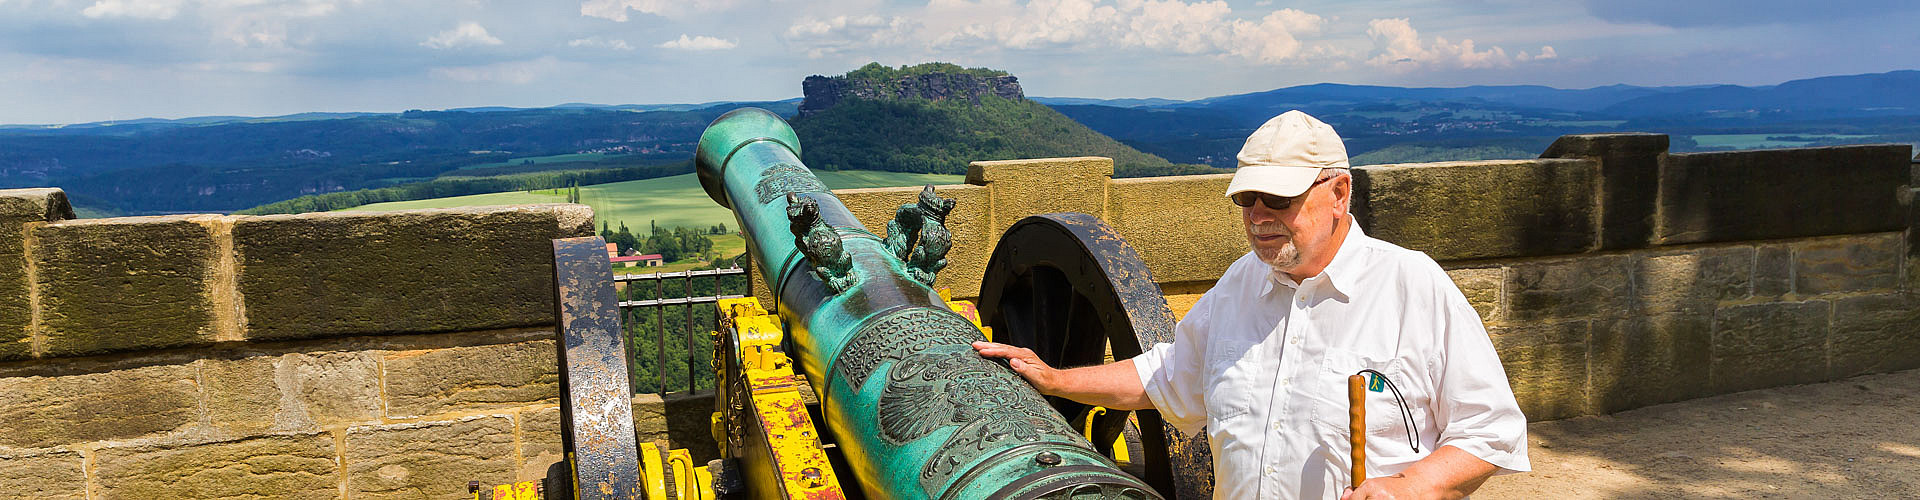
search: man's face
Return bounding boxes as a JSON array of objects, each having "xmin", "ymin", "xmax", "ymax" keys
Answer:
[{"xmin": 1241, "ymin": 172, "xmax": 1349, "ymax": 275}]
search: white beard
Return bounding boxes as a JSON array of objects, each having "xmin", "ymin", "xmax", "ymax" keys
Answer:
[{"xmin": 1258, "ymin": 239, "xmax": 1301, "ymax": 272}]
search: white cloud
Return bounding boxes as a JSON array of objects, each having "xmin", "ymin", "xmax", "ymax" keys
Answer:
[
  {"xmin": 788, "ymin": 0, "xmax": 1332, "ymax": 65},
  {"xmin": 657, "ymin": 34, "xmax": 737, "ymax": 50},
  {"xmin": 568, "ymin": 37, "xmax": 633, "ymax": 50},
  {"xmin": 422, "ymin": 22, "xmax": 503, "ymax": 49},
  {"xmin": 580, "ymin": 0, "xmax": 736, "ymax": 21},
  {"xmin": 1365, "ymin": 18, "xmax": 1517, "ymax": 69},
  {"xmin": 1517, "ymin": 45, "xmax": 1558, "ymax": 61},
  {"xmin": 784, "ymin": 14, "xmax": 916, "ymax": 57},
  {"xmin": 81, "ymin": 0, "xmax": 188, "ymax": 19}
]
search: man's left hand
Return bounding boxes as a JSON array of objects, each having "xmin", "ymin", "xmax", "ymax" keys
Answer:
[{"xmin": 1340, "ymin": 473, "xmax": 1435, "ymax": 500}]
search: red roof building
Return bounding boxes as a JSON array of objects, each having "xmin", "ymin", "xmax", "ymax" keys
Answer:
[{"xmin": 610, "ymin": 253, "xmax": 664, "ymax": 267}]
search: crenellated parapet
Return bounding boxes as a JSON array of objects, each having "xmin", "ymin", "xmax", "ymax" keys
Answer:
[
  {"xmin": 832, "ymin": 136, "xmax": 1920, "ymax": 423},
  {"xmin": 0, "ymin": 133, "xmax": 1914, "ymax": 497}
]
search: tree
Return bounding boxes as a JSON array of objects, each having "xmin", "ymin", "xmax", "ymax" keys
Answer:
[{"xmin": 612, "ymin": 222, "xmax": 640, "ymax": 254}]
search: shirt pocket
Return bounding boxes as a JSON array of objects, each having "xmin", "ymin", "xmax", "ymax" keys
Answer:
[
  {"xmin": 1201, "ymin": 340, "xmax": 1256, "ymax": 423},
  {"xmin": 1312, "ymin": 348, "xmax": 1431, "ymax": 467}
]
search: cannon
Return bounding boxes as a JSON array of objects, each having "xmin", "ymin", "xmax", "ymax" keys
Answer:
[{"xmin": 526, "ymin": 108, "xmax": 1210, "ymax": 500}]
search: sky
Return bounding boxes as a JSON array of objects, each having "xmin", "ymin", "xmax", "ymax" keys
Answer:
[{"xmin": 2, "ymin": 0, "xmax": 1918, "ymax": 125}]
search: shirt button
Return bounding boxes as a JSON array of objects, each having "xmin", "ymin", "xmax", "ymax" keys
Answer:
[
  {"xmin": 1289, "ymin": 336, "xmax": 1300, "ymax": 345},
  {"xmin": 1279, "ymin": 377, "xmax": 1290, "ymax": 386}
]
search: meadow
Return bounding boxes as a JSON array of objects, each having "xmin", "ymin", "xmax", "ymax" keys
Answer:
[{"xmin": 344, "ymin": 169, "xmax": 964, "ymax": 264}]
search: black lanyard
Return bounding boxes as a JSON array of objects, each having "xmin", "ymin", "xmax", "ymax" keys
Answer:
[{"xmin": 1354, "ymin": 369, "xmax": 1422, "ymax": 452}]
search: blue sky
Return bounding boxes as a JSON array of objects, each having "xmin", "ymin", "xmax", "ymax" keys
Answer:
[{"xmin": 2, "ymin": 0, "xmax": 1917, "ymax": 124}]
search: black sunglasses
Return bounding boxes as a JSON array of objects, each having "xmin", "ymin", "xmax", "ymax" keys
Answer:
[{"xmin": 1230, "ymin": 175, "xmax": 1337, "ymax": 210}]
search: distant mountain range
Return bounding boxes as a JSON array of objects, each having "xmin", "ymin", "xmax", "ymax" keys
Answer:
[
  {"xmin": 3, "ymin": 69, "xmax": 1916, "ymax": 216},
  {"xmin": 1036, "ymin": 70, "xmax": 1920, "ymax": 117}
]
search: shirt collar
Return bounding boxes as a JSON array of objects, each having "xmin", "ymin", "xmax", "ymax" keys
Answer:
[{"xmin": 1259, "ymin": 215, "xmax": 1368, "ymax": 299}]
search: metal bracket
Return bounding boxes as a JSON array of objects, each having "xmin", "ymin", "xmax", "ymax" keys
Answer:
[{"xmin": 715, "ymin": 297, "xmax": 847, "ymax": 499}]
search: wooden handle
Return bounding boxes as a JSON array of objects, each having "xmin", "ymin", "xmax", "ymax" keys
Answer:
[{"xmin": 1349, "ymin": 374, "xmax": 1367, "ymax": 488}]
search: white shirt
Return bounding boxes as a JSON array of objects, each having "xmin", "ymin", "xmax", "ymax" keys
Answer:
[{"xmin": 1132, "ymin": 219, "xmax": 1530, "ymax": 499}]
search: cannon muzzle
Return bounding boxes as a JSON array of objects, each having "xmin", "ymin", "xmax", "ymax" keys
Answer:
[{"xmin": 694, "ymin": 108, "xmax": 1159, "ymax": 500}]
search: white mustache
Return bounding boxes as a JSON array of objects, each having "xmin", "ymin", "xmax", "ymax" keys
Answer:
[{"xmin": 1249, "ymin": 222, "xmax": 1291, "ymax": 237}]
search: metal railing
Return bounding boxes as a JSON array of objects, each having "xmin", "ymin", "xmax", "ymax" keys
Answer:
[{"xmin": 613, "ymin": 265, "xmax": 750, "ymax": 397}]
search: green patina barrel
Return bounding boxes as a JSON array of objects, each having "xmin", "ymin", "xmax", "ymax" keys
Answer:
[{"xmin": 695, "ymin": 108, "xmax": 1159, "ymax": 500}]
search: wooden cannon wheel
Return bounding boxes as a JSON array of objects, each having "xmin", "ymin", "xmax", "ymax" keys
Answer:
[{"xmin": 978, "ymin": 213, "xmax": 1214, "ymax": 500}]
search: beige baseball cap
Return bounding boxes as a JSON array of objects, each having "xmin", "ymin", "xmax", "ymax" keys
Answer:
[{"xmin": 1226, "ymin": 110, "xmax": 1349, "ymax": 198}]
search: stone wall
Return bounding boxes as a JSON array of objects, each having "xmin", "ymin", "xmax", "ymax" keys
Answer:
[
  {"xmin": 0, "ymin": 134, "xmax": 1912, "ymax": 496},
  {"xmin": 0, "ymin": 198, "xmax": 684, "ymax": 498},
  {"xmin": 836, "ymin": 136, "xmax": 1920, "ymax": 424}
]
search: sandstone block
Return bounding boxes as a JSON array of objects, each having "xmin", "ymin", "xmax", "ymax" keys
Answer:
[
  {"xmin": 1830, "ymin": 294, "xmax": 1920, "ymax": 377},
  {"xmin": 1540, "ymin": 133, "xmax": 1669, "ymax": 250},
  {"xmin": 0, "ymin": 188, "xmax": 77, "ymax": 223},
  {"xmin": 632, "ymin": 392, "xmax": 670, "ymax": 443},
  {"xmin": 628, "ymin": 391, "xmax": 722, "ymax": 463},
  {"xmin": 1656, "ymin": 144, "xmax": 1912, "ymax": 245},
  {"xmin": 0, "ymin": 188, "xmax": 74, "ymax": 361},
  {"xmin": 202, "ymin": 355, "xmax": 284, "ymax": 435},
  {"xmin": 1753, "ymin": 244, "xmax": 1794, "ymax": 297},
  {"xmin": 234, "ymin": 205, "xmax": 593, "ymax": 341},
  {"xmin": 1794, "ymin": 234, "xmax": 1900, "ymax": 295},
  {"xmin": 1107, "ymin": 174, "xmax": 1246, "ymax": 286},
  {"xmin": 1634, "ymin": 247, "xmax": 1753, "ymax": 315},
  {"xmin": 1909, "ymin": 187, "xmax": 1920, "ymax": 292},
  {"xmin": 346, "ymin": 416, "xmax": 517, "ymax": 499},
  {"xmin": 1589, "ymin": 315, "xmax": 1713, "ymax": 413},
  {"xmin": 1445, "ymin": 266, "xmax": 1503, "ymax": 322},
  {"xmin": 1354, "ymin": 159, "xmax": 1598, "ymax": 261},
  {"xmin": 0, "ymin": 450, "xmax": 86, "ymax": 499},
  {"xmin": 94, "ymin": 434, "xmax": 337, "ymax": 500},
  {"xmin": 1505, "ymin": 255, "xmax": 1631, "ymax": 322},
  {"xmin": 966, "ymin": 157, "xmax": 1112, "ymax": 240},
  {"xmin": 1711, "ymin": 301, "xmax": 1829, "ymax": 393},
  {"xmin": 382, "ymin": 340, "xmax": 558, "ymax": 417},
  {"xmin": 0, "ymin": 364, "xmax": 198, "ymax": 448},
  {"xmin": 518, "ymin": 406, "xmax": 564, "ymax": 482},
  {"xmin": 1490, "ymin": 321, "xmax": 1589, "ymax": 421},
  {"xmin": 285, "ymin": 351, "xmax": 383, "ymax": 426},
  {"xmin": 836, "ymin": 183, "xmax": 992, "ymax": 297},
  {"xmin": 34, "ymin": 216, "xmax": 217, "ymax": 356},
  {"xmin": 664, "ymin": 391, "xmax": 721, "ymax": 464}
]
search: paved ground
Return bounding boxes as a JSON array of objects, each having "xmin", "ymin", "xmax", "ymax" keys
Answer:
[{"xmin": 1476, "ymin": 368, "xmax": 1920, "ymax": 499}]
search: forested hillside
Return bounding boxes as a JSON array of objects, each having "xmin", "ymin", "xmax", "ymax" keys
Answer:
[
  {"xmin": 793, "ymin": 96, "xmax": 1214, "ymax": 177},
  {"xmin": 0, "ymin": 103, "xmax": 793, "ymax": 214},
  {"xmin": 792, "ymin": 63, "xmax": 1217, "ymax": 178}
]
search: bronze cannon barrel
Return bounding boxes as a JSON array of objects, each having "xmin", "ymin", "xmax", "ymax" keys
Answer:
[{"xmin": 694, "ymin": 108, "xmax": 1158, "ymax": 500}]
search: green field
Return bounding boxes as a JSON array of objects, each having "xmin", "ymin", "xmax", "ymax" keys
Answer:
[
  {"xmin": 343, "ymin": 170, "xmax": 964, "ymax": 232},
  {"xmin": 457, "ymin": 152, "xmax": 618, "ymax": 171}
]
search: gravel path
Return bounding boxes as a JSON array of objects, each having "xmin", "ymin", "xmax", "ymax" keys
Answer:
[{"xmin": 1476, "ymin": 368, "xmax": 1920, "ymax": 499}]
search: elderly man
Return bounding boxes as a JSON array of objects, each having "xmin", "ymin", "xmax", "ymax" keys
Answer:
[{"xmin": 974, "ymin": 111, "xmax": 1529, "ymax": 499}]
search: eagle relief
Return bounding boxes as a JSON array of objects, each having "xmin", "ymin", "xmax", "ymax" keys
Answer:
[{"xmin": 876, "ymin": 345, "xmax": 1081, "ymax": 493}]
